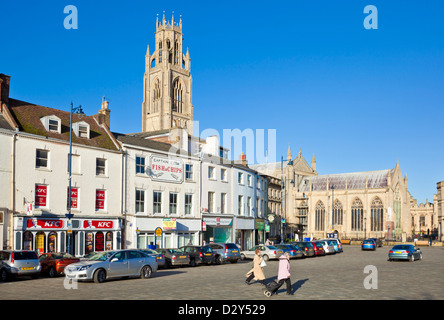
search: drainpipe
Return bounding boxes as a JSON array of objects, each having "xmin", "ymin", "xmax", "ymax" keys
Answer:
[{"xmin": 9, "ymin": 132, "xmax": 17, "ymax": 250}]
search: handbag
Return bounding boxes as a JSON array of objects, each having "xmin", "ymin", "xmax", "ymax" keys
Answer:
[{"xmin": 260, "ymin": 259, "xmax": 267, "ymax": 267}]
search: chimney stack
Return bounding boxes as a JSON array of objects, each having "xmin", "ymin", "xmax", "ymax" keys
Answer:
[
  {"xmin": 98, "ymin": 98, "xmax": 111, "ymax": 128},
  {"xmin": 0, "ymin": 74, "xmax": 11, "ymax": 104}
]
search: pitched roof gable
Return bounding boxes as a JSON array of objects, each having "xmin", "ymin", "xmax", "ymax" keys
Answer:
[{"xmin": 7, "ymin": 98, "xmax": 119, "ymax": 151}]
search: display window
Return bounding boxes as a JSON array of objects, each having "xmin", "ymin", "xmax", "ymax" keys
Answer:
[
  {"xmin": 35, "ymin": 185, "xmax": 47, "ymax": 208},
  {"xmin": 35, "ymin": 231, "xmax": 46, "ymax": 255},
  {"xmin": 95, "ymin": 232, "xmax": 104, "ymax": 251},
  {"xmin": 67, "ymin": 187, "xmax": 79, "ymax": 209},
  {"xmin": 48, "ymin": 232, "xmax": 57, "ymax": 252},
  {"xmin": 23, "ymin": 231, "xmax": 33, "ymax": 250},
  {"xmin": 105, "ymin": 232, "xmax": 113, "ymax": 250},
  {"xmin": 85, "ymin": 232, "xmax": 94, "ymax": 254},
  {"xmin": 95, "ymin": 190, "xmax": 105, "ymax": 210}
]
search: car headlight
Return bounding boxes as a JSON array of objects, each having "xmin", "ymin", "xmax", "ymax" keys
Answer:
[{"xmin": 78, "ymin": 265, "xmax": 92, "ymax": 271}]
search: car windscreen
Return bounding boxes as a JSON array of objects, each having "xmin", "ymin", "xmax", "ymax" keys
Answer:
[
  {"xmin": 266, "ymin": 246, "xmax": 278, "ymax": 250},
  {"xmin": 392, "ymin": 245, "xmax": 411, "ymax": 250},
  {"xmin": 363, "ymin": 240, "xmax": 374, "ymax": 244},
  {"xmin": 13, "ymin": 251, "xmax": 38, "ymax": 260},
  {"xmin": 225, "ymin": 243, "xmax": 238, "ymax": 249},
  {"xmin": 201, "ymin": 247, "xmax": 213, "ymax": 253},
  {"xmin": 88, "ymin": 251, "xmax": 116, "ymax": 261}
]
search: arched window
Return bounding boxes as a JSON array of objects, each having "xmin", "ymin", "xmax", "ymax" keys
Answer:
[
  {"xmin": 172, "ymin": 79, "xmax": 183, "ymax": 113},
  {"xmin": 394, "ymin": 185, "xmax": 401, "ymax": 229},
  {"xmin": 351, "ymin": 198, "xmax": 363, "ymax": 231},
  {"xmin": 371, "ymin": 197, "xmax": 384, "ymax": 231},
  {"xmin": 158, "ymin": 41, "xmax": 163, "ymax": 63},
  {"xmin": 175, "ymin": 40, "xmax": 180, "ymax": 65},
  {"xmin": 333, "ymin": 200, "xmax": 343, "ymax": 225},
  {"xmin": 152, "ymin": 79, "xmax": 161, "ymax": 113},
  {"xmin": 315, "ymin": 201, "xmax": 325, "ymax": 231}
]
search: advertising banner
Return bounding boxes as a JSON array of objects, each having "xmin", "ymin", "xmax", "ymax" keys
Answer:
[{"xmin": 149, "ymin": 155, "xmax": 184, "ymax": 183}]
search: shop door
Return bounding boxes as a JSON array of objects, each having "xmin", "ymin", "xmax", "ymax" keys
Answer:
[{"xmin": 66, "ymin": 232, "xmax": 76, "ymax": 256}]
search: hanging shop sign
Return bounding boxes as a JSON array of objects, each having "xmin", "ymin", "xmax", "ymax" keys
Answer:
[{"xmin": 149, "ymin": 155, "xmax": 184, "ymax": 183}]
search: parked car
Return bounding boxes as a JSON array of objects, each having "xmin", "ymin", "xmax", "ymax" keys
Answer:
[
  {"xmin": 64, "ymin": 249, "xmax": 158, "ymax": 283},
  {"xmin": 206, "ymin": 243, "xmax": 241, "ymax": 264},
  {"xmin": 0, "ymin": 250, "xmax": 41, "ymax": 281},
  {"xmin": 368, "ymin": 238, "xmax": 383, "ymax": 247},
  {"xmin": 275, "ymin": 244, "xmax": 304, "ymax": 259},
  {"xmin": 39, "ymin": 252, "xmax": 80, "ymax": 277},
  {"xmin": 180, "ymin": 245, "xmax": 215, "ymax": 266},
  {"xmin": 362, "ymin": 239, "xmax": 377, "ymax": 251},
  {"xmin": 292, "ymin": 242, "xmax": 315, "ymax": 257},
  {"xmin": 311, "ymin": 241, "xmax": 326, "ymax": 256},
  {"xmin": 320, "ymin": 239, "xmax": 342, "ymax": 253},
  {"xmin": 388, "ymin": 244, "xmax": 423, "ymax": 262},
  {"xmin": 316, "ymin": 240, "xmax": 336, "ymax": 254},
  {"xmin": 157, "ymin": 248, "xmax": 190, "ymax": 268},
  {"xmin": 138, "ymin": 249, "xmax": 166, "ymax": 268},
  {"xmin": 240, "ymin": 245, "xmax": 284, "ymax": 261}
]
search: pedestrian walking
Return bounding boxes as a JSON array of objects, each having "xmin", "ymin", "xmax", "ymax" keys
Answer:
[
  {"xmin": 245, "ymin": 249, "xmax": 266, "ymax": 286},
  {"xmin": 263, "ymin": 252, "xmax": 292, "ymax": 297},
  {"xmin": 277, "ymin": 252, "xmax": 293, "ymax": 295}
]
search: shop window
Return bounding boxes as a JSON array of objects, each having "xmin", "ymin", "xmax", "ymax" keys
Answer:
[
  {"xmin": 85, "ymin": 232, "xmax": 94, "ymax": 254},
  {"xmin": 23, "ymin": 231, "xmax": 33, "ymax": 250},
  {"xmin": 105, "ymin": 232, "xmax": 113, "ymax": 250},
  {"xmin": 48, "ymin": 232, "xmax": 57, "ymax": 252},
  {"xmin": 95, "ymin": 232, "xmax": 104, "ymax": 251},
  {"xmin": 35, "ymin": 231, "xmax": 46, "ymax": 255}
]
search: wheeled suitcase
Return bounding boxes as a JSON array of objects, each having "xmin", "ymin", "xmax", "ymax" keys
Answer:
[{"xmin": 263, "ymin": 280, "xmax": 283, "ymax": 297}]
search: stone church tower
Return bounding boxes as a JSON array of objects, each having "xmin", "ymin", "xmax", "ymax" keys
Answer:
[{"xmin": 141, "ymin": 13, "xmax": 193, "ymax": 135}]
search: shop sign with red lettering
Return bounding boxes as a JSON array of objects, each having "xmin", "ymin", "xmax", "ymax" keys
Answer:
[
  {"xmin": 27, "ymin": 218, "xmax": 63, "ymax": 229},
  {"xmin": 149, "ymin": 155, "xmax": 184, "ymax": 183},
  {"xmin": 84, "ymin": 220, "xmax": 113, "ymax": 229}
]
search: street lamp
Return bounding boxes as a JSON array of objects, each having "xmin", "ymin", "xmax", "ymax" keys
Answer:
[{"xmin": 67, "ymin": 102, "xmax": 84, "ymax": 255}]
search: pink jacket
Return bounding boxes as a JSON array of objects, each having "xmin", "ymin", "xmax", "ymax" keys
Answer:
[{"xmin": 277, "ymin": 255, "xmax": 291, "ymax": 280}]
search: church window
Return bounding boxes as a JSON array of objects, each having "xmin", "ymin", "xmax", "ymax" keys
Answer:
[
  {"xmin": 333, "ymin": 199, "xmax": 343, "ymax": 225},
  {"xmin": 351, "ymin": 198, "xmax": 363, "ymax": 231},
  {"xmin": 172, "ymin": 79, "xmax": 183, "ymax": 113},
  {"xmin": 394, "ymin": 185, "xmax": 401, "ymax": 230},
  {"xmin": 152, "ymin": 79, "xmax": 161, "ymax": 113},
  {"xmin": 158, "ymin": 41, "xmax": 163, "ymax": 63},
  {"xmin": 315, "ymin": 201, "xmax": 325, "ymax": 231},
  {"xmin": 370, "ymin": 197, "xmax": 384, "ymax": 231}
]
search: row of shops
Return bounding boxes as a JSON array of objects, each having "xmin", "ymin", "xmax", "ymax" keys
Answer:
[{"xmin": 12, "ymin": 214, "xmax": 278, "ymax": 256}]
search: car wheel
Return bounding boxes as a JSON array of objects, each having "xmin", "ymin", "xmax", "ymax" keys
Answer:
[
  {"xmin": 419, "ymin": 253, "xmax": 423, "ymax": 260},
  {"xmin": 48, "ymin": 267, "xmax": 57, "ymax": 278},
  {"xmin": 190, "ymin": 259, "xmax": 196, "ymax": 267},
  {"xmin": 409, "ymin": 255, "xmax": 414, "ymax": 262},
  {"xmin": 94, "ymin": 269, "xmax": 106, "ymax": 283},
  {"xmin": 263, "ymin": 255, "xmax": 269, "ymax": 261},
  {"xmin": 140, "ymin": 265, "xmax": 152, "ymax": 279},
  {"xmin": 0, "ymin": 269, "xmax": 9, "ymax": 282},
  {"xmin": 215, "ymin": 255, "xmax": 222, "ymax": 265},
  {"xmin": 240, "ymin": 254, "xmax": 246, "ymax": 260}
]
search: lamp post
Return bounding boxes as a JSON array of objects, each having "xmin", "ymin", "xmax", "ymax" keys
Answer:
[{"xmin": 67, "ymin": 102, "xmax": 84, "ymax": 256}]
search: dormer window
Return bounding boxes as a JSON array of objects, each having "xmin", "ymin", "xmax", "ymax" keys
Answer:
[
  {"xmin": 40, "ymin": 115, "xmax": 61, "ymax": 133},
  {"xmin": 72, "ymin": 121, "xmax": 90, "ymax": 139}
]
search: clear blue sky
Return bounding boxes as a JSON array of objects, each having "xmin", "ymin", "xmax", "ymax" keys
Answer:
[{"xmin": 1, "ymin": 0, "xmax": 443, "ymax": 203}]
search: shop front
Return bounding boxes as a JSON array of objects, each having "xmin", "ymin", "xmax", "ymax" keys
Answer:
[
  {"xmin": 14, "ymin": 216, "xmax": 123, "ymax": 257},
  {"xmin": 202, "ymin": 215, "xmax": 233, "ymax": 244},
  {"xmin": 235, "ymin": 217, "xmax": 255, "ymax": 250},
  {"xmin": 255, "ymin": 218, "xmax": 265, "ymax": 245},
  {"xmin": 135, "ymin": 216, "xmax": 201, "ymax": 249}
]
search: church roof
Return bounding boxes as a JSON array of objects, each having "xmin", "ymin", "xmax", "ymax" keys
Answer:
[{"xmin": 299, "ymin": 169, "xmax": 395, "ymax": 192}]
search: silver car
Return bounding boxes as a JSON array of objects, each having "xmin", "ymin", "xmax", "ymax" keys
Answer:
[
  {"xmin": 65, "ymin": 249, "xmax": 158, "ymax": 283},
  {"xmin": 240, "ymin": 245, "xmax": 284, "ymax": 261},
  {"xmin": 0, "ymin": 250, "xmax": 41, "ymax": 281},
  {"xmin": 316, "ymin": 240, "xmax": 336, "ymax": 254}
]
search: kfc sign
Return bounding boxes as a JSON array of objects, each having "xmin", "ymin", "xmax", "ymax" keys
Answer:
[
  {"xmin": 27, "ymin": 218, "xmax": 63, "ymax": 229},
  {"xmin": 84, "ymin": 220, "xmax": 113, "ymax": 229}
]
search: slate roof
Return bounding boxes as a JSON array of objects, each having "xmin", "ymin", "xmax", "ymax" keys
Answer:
[
  {"xmin": 298, "ymin": 169, "xmax": 395, "ymax": 192},
  {"xmin": 7, "ymin": 98, "xmax": 119, "ymax": 151}
]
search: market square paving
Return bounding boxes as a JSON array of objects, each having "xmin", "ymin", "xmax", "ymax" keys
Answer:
[{"xmin": 1, "ymin": 246, "xmax": 443, "ymax": 300}]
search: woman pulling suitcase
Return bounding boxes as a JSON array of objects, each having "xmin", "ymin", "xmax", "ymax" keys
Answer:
[{"xmin": 264, "ymin": 252, "xmax": 293, "ymax": 297}]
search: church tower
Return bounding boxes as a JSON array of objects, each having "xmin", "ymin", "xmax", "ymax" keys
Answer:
[{"xmin": 142, "ymin": 13, "xmax": 193, "ymax": 135}]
